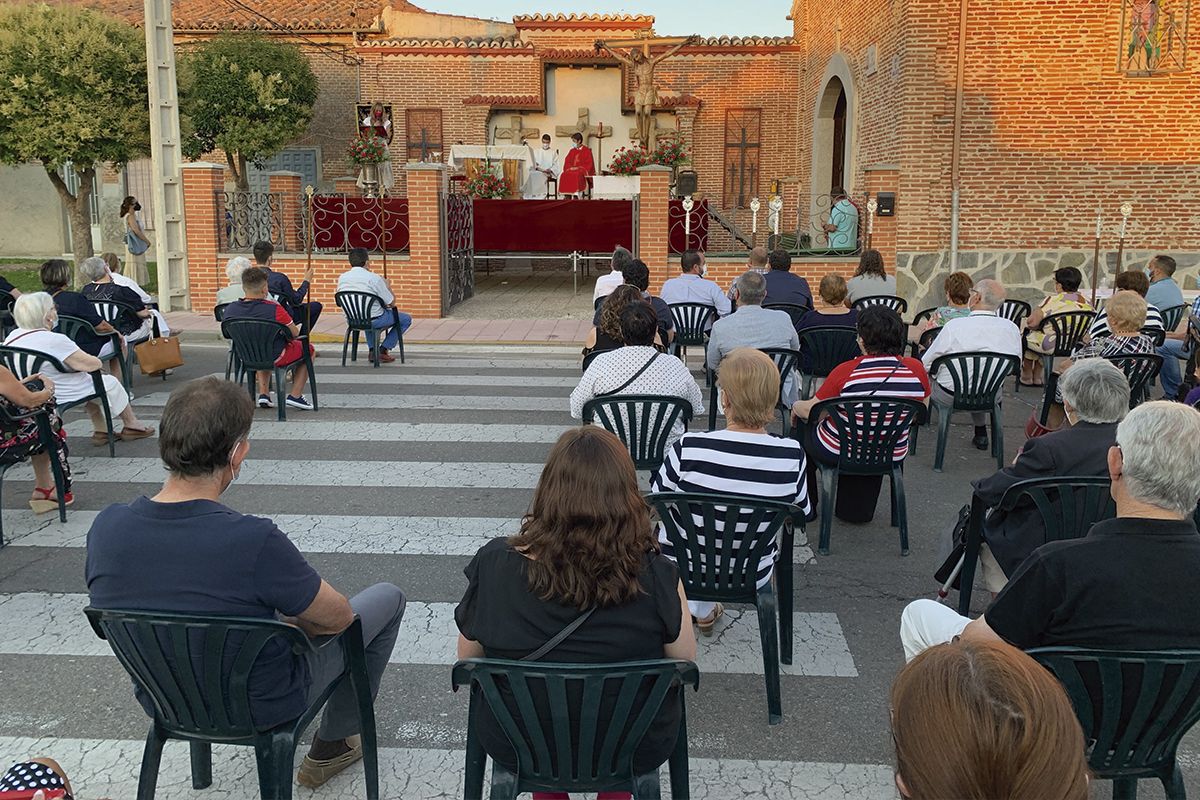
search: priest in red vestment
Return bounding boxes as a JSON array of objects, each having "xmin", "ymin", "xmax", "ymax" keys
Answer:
[{"xmin": 558, "ymin": 132, "xmax": 595, "ymax": 197}]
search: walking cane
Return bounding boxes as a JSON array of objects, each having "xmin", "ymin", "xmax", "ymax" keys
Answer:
[{"xmin": 937, "ymin": 554, "xmax": 965, "ymax": 601}]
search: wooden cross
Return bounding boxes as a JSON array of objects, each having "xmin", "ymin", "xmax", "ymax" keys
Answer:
[
  {"xmin": 494, "ymin": 115, "xmax": 540, "ymax": 143},
  {"xmin": 628, "ymin": 117, "xmax": 677, "ymax": 149}
]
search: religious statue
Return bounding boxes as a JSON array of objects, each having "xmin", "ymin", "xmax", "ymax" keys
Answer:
[
  {"xmin": 595, "ymin": 34, "xmax": 698, "ymax": 150},
  {"xmin": 524, "ymin": 133, "xmax": 561, "ymax": 199}
]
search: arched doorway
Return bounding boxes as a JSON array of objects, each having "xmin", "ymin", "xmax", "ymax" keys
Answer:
[
  {"xmin": 813, "ymin": 74, "xmax": 851, "ymax": 199},
  {"xmin": 831, "ymin": 84, "xmax": 847, "ymax": 193}
]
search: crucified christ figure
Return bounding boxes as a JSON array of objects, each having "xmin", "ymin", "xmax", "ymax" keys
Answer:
[{"xmin": 595, "ymin": 35, "xmax": 698, "ymax": 150}]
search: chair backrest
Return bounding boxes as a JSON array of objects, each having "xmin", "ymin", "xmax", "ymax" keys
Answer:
[
  {"xmin": 1103, "ymin": 353, "xmax": 1163, "ymax": 408},
  {"xmin": 335, "ymin": 290, "xmax": 386, "ymax": 328},
  {"xmin": 451, "ymin": 658, "xmax": 698, "ymax": 790},
  {"xmin": 0, "ymin": 344, "xmax": 69, "ymax": 379},
  {"xmin": 911, "ymin": 307, "xmax": 939, "ymax": 326},
  {"xmin": 667, "ymin": 303, "xmax": 717, "ymax": 347},
  {"xmin": 84, "ymin": 606, "xmax": 313, "ymax": 739},
  {"xmin": 1041, "ymin": 310, "xmax": 1096, "ymax": 356},
  {"xmin": 646, "ymin": 491, "xmax": 799, "ymax": 603},
  {"xmin": 213, "ymin": 303, "xmax": 230, "ymax": 323},
  {"xmin": 1160, "ymin": 303, "xmax": 1188, "ymax": 333},
  {"xmin": 56, "ymin": 314, "xmax": 104, "ymax": 344},
  {"xmin": 594, "ymin": 295, "xmax": 605, "ymax": 311},
  {"xmin": 996, "ymin": 476, "xmax": 1115, "ymax": 546},
  {"xmin": 917, "ymin": 325, "xmax": 943, "ymax": 353},
  {"xmin": 582, "ymin": 347, "xmax": 619, "ymax": 373},
  {"xmin": 758, "ymin": 347, "xmax": 802, "ymax": 408},
  {"xmin": 797, "ymin": 326, "xmax": 861, "ymax": 378},
  {"xmin": 997, "ymin": 298, "xmax": 1032, "ymax": 328},
  {"xmin": 1027, "ymin": 647, "xmax": 1200, "ymax": 779},
  {"xmin": 220, "ymin": 317, "xmax": 294, "ymax": 370},
  {"xmin": 851, "ymin": 295, "xmax": 908, "ymax": 315},
  {"xmin": 1141, "ymin": 326, "xmax": 1167, "ymax": 347},
  {"xmin": 0, "ymin": 289, "xmax": 15, "ymax": 314},
  {"xmin": 929, "ymin": 351, "xmax": 1020, "ymax": 411},
  {"xmin": 582, "ymin": 395, "xmax": 693, "ymax": 471},
  {"xmin": 763, "ymin": 303, "xmax": 810, "ymax": 331},
  {"xmin": 806, "ymin": 397, "xmax": 926, "ymax": 473},
  {"xmin": 90, "ymin": 299, "xmax": 137, "ymax": 325}
]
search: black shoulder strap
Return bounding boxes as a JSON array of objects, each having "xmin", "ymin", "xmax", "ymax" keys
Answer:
[
  {"xmin": 599, "ymin": 351, "xmax": 660, "ymax": 398},
  {"xmin": 521, "ymin": 608, "xmax": 596, "ymax": 662}
]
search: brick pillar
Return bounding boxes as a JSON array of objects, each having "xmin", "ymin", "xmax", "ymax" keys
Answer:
[
  {"xmin": 182, "ymin": 162, "xmax": 226, "ymax": 312},
  {"xmin": 863, "ymin": 165, "xmax": 899, "ymax": 269},
  {"xmin": 334, "ymin": 176, "xmax": 359, "ymax": 195},
  {"xmin": 638, "ymin": 165, "xmax": 672, "ymax": 294},
  {"xmin": 402, "ymin": 163, "xmax": 446, "ymax": 319},
  {"xmin": 268, "ymin": 171, "xmax": 304, "ymax": 253}
]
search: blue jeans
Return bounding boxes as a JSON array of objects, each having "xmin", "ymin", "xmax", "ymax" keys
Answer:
[
  {"xmin": 365, "ymin": 309, "xmax": 412, "ymax": 352},
  {"xmin": 1156, "ymin": 338, "xmax": 1190, "ymax": 399}
]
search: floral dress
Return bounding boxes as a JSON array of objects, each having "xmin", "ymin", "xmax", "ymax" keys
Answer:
[
  {"xmin": 1027, "ymin": 292, "xmax": 1093, "ymax": 352},
  {"xmin": 0, "ymin": 379, "xmax": 72, "ymax": 492}
]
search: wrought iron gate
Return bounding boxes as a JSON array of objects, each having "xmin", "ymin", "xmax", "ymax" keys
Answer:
[{"xmin": 440, "ymin": 192, "xmax": 475, "ymax": 315}]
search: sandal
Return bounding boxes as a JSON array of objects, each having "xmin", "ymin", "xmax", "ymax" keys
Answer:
[
  {"xmin": 90, "ymin": 431, "xmax": 113, "ymax": 446},
  {"xmin": 696, "ymin": 603, "xmax": 725, "ymax": 637},
  {"xmin": 29, "ymin": 486, "xmax": 73, "ymax": 514},
  {"xmin": 120, "ymin": 426, "xmax": 155, "ymax": 441}
]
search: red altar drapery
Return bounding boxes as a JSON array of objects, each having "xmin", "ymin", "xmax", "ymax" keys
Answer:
[
  {"xmin": 471, "ymin": 199, "xmax": 708, "ymax": 254},
  {"xmin": 310, "ymin": 195, "xmax": 410, "ymax": 252}
]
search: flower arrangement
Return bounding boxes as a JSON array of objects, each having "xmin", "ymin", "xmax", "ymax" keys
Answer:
[
  {"xmin": 608, "ymin": 146, "xmax": 649, "ymax": 176},
  {"xmin": 465, "ymin": 171, "xmax": 511, "ymax": 199},
  {"xmin": 347, "ymin": 135, "xmax": 388, "ymax": 166},
  {"xmin": 651, "ymin": 138, "xmax": 690, "ymax": 168}
]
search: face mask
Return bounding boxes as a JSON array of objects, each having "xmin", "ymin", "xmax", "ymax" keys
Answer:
[
  {"xmin": 542, "ymin": 143, "xmax": 550, "ymax": 150},
  {"xmin": 699, "ymin": 263, "xmax": 708, "ymax": 277},
  {"xmin": 226, "ymin": 438, "xmax": 246, "ymax": 490},
  {"xmin": 133, "ymin": 203, "xmax": 141, "ymax": 212}
]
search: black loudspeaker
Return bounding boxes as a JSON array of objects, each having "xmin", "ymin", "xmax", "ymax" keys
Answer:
[
  {"xmin": 676, "ymin": 170, "xmax": 698, "ymax": 196},
  {"xmin": 875, "ymin": 192, "xmax": 896, "ymax": 216}
]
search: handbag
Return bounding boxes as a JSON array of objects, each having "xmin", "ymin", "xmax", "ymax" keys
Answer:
[
  {"xmin": 125, "ymin": 228, "xmax": 149, "ymax": 256},
  {"xmin": 134, "ymin": 317, "xmax": 183, "ymax": 376},
  {"xmin": 521, "ymin": 608, "xmax": 596, "ymax": 662}
]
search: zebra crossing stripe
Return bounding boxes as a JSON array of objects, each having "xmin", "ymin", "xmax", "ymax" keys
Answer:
[
  {"xmin": 62, "ymin": 419, "xmax": 572, "ymax": 443},
  {"xmin": 127, "ymin": 392, "xmax": 570, "ymax": 411}
]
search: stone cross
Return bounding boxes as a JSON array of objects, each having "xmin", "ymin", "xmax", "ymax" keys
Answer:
[
  {"xmin": 555, "ymin": 108, "xmax": 612, "ymax": 142},
  {"xmin": 494, "ymin": 115, "xmax": 540, "ymax": 143}
]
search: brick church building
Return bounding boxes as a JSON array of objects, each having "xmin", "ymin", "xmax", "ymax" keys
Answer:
[{"xmin": 68, "ymin": 0, "xmax": 1199, "ymax": 309}]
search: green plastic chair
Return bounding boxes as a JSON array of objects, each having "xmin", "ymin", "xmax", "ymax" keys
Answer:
[
  {"xmin": 799, "ymin": 397, "xmax": 925, "ymax": 557},
  {"xmin": 956, "ymin": 476, "xmax": 1114, "ymax": 614},
  {"xmin": 57, "ymin": 313, "xmax": 129, "ymax": 392},
  {"xmin": 850, "ymin": 295, "xmax": 908, "ymax": 315},
  {"xmin": 646, "ymin": 491, "xmax": 801, "ymax": 724},
  {"xmin": 1160, "ymin": 304, "xmax": 1189, "ymax": 335},
  {"xmin": 763, "ymin": 302, "xmax": 811, "ymax": 332},
  {"xmin": 0, "ymin": 344, "xmax": 116, "ymax": 457},
  {"xmin": 796, "ymin": 326, "xmax": 861, "ymax": 399},
  {"xmin": 910, "ymin": 307, "xmax": 939, "ymax": 327},
  {"xmin": 1028, "ymin": 647, "xmax": 1200, "ymax": 800},
  {"xmin": 334, "ymin": 290, "xmax": 406, "ymax": 368},
  {"xmin": 83, "ymin": 608, "xmax": 380, "ymax": 800},
  {"xmin": 583, "ymin": 394, "xmax": 693, "ymax": 473},
  {"xmin": 928, "ymin": 352, "xmax": 1020, "ymax": 472},
  {"xmin": 582, "ymin": 347, "xmax": 620, "ymax": 373},
  {"xmin": 667, "ymin": 303, "xmax": 717, "ymax": 373},
  {"xmin": 1021, "ymin": 309, "xmax": 1095, "ymax": 404},
  {"xmin": 1104, "ymin": 353, "xmax": 1163, "ymax": 409},
  {"xmin": 0, "ymin": 404, "xmax": 69, "ymax": 548},
  {"xmin": 451, "ymin": 658, "xmax": 699, "ymax": 800},
  {"xmin": 220, "ymin": 317, "xmax": 319, "ymax": 421},
  {"xmin": 90, "ymin": 298, "xmax": 149, "ymax": 391},
  {"xmin": 997, "ymin": 298, "xmax": 1032, "ymax": 329}
]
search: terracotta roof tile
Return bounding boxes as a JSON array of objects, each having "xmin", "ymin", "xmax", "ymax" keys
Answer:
[
  {"xmin": 462, "ymin": 95, "xmax": 542, "ymax": 109},
  {"xmin": 63, "ymin": 0, "xmax": 412, "ymax": 31},
  {"xmin": 359, "ymin": 35, "xmax": 529, "ymax": 49},
  {"xmin": 694, "ymin": 35, "xmax": 795, "ymax": 47},
  {"xmin": 538, "ymin": 47, "xmax": 618, "ymax": 63},
  {"xmin": 513, "ymin": 13, "xmax": 654, "ymax": 24}
]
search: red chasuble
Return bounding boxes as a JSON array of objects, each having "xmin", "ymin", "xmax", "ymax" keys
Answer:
[{"xmin": 558, "ymin": 145, "xmax": 596, "ymax": 195}]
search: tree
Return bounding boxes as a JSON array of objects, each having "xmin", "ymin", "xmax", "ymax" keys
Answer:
[
  {"xmin": 180, "ymin": 34, "xmax": 318, "ymax": 191},
  {"xmin": 0, "ymin": 4, "xmax": 150, "ymax": 264}
]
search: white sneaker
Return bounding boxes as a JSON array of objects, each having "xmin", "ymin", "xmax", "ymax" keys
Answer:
[
  {"xmin": 286, "ymin": 395, "xmax": 314, "ymax": 410},
  {"xmin": 257, "ymin": 394, "xmax": 274, "ymax": 409}
]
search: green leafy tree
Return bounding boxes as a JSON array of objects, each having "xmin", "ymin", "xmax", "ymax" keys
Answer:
[
  {"xmin": 0, "ymin": 4, "xmax": 150, "ymax": 264},
  {"xmin": 180, "ymin": 34, "xmax": 317, "ymax": 190}
]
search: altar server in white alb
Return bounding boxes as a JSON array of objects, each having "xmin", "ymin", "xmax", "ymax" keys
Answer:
[{"xmin": 524, "ymin": 134, "xmax": 561, "ymax": 199}]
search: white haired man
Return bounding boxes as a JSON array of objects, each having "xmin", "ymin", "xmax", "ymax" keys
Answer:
[{"xmin": 901, "ymin": 400, "xmax": 1200, "ymax": 661}]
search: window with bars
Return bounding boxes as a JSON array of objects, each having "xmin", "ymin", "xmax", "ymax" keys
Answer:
[
  {"xmin": 722, "ymin": 108, "xmax": 762, "ymax": 209},
  {"xmin": 405, "ymin": 109, "xmax": 444, "ymax": 162}
]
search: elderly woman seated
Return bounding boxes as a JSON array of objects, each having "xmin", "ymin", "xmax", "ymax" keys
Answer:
[
  {"xmin": 79, "ymin": 255, "xmax": 153, "ymax": 346},
  {"xmin": 651, "ymin": 348, "xmax": 811, "ymax": 634},
  {"xmin": 39, "ymin": 258, "xmax": 124, "ymax": 382},
  {"xmin": 3, "ymin": 293, "xmax": 154, "ymax": 443},
  {"xmin": 216, "ymin": 255, "xmax": 251, "ymax": 307},
  {"xmin": 0, "ymin": 364, "xmax": 74, "ymax": 511},
  {"xmin": 102, "ymin": 251, "xmax": 170, "ymax": 337},
  {"xmin": 571, "ymin": 303, "xmax": 703, "ymax": 448},
  {"xmin": 1021, "ymin": 266, "xmax": 1093, "ymax": 386},
  {"xmin": 968, "ymin": 358, "xmax": 1130, "ymax": 594}
]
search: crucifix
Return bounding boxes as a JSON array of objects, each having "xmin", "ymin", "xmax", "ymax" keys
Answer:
[
  {"xmin": 493, "ymin": 115, "xmax": 540, "ymax": 144},
  {"xmin": 556, "ymin": 108, "xmax": 613, "ymax": 168},
  {"xmin": 728, "ymin": 124, "xmax": 759, "ymax": 208},
  {"xmin": 596, "ymin": 33, "xmax": 698, "ymax": 150}
]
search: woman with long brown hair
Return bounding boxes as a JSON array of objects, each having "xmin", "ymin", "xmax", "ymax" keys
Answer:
[
  {"xmin": 455, "ymin": 427, "xmax": 696, "ymax": 800},
  {"xmin": 846, "ymin": 248, "xmax": 897, "ymax": 304},
  {"xmin": 891, "ymin": 640, "xmax": 1089, "ymax": 800},
  {"xmin": 583, "ymin": 284, "xmax": 645, "ymax": 356}
]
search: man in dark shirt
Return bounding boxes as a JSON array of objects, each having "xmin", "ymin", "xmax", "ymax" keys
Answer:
[
  {"xmin": 901, "ymin": 400, "xmax": 1200, "ymax": 660},
  {"xmin": 253, "ymin": 240, "xmax": 323, "ymax": 333},
  {"xmin": 762, "ymin": 249, "xmax": 813, "ymax": 309},
  {"xmin": 86, "ymin": 377, "xmax": 405, "ymax": 789}
]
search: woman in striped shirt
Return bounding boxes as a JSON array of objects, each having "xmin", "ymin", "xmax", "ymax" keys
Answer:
[
  {"xmin": 651, "ymin": 348, "xmax": 811, "ymax": 634},
  {"xmin": 792, "ymin": 306, "xmax": 930, "ymax": 524}
]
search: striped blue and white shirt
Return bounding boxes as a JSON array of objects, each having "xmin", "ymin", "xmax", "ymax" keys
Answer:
[{"xmin": 815, "ymin": 355, "xmax": 931, "ymax": 461}]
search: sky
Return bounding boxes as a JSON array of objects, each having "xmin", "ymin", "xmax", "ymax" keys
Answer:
[{"xmin": 414, "ymin": 1, "xmax": 793, "ymax": 38}]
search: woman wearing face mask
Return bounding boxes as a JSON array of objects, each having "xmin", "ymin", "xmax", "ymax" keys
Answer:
[
  {"xmin": 4, "ymin": 292, "xmax": 153, "ymax": 443},
  {"xmin": 524, "ymin": 133, "xmax": 560, "ymax": 199},
  {"xmin": 120, "ymin": 195, "xmax": 151, "ymax": 286},
  {"xmin": 359, "ymin": 102, "xmax": 395, "ymax": 192}
]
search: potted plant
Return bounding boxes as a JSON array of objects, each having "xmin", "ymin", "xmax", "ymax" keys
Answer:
[
  {"xmin": 348, "ymin": 135, "xmax": 388, "ymax": 197},
  {"xmin": 608, "ymin": 146, "xmax": 649, "ymax": 176}
]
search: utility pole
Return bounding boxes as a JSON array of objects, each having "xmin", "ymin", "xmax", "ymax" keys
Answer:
[{"xmin": 143, "ymin": 0, "xmax": 189, "ymax": 310}]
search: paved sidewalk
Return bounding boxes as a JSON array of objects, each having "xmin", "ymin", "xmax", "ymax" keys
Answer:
[{"xmin": 169, "ymin": 311, "xmax": 592, "ymax": 345}]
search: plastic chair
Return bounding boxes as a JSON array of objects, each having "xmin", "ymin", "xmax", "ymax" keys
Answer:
[
  {"xmin": 0, "ymin": 345, "xmax": 116, "ymax": 457},
  {"xmin": 705, "ymin": 347, "xmax": 801, "ymax": 434},
  {"xmin": 909, "ymin": 325, "xmax": 943, "ymax": 359},
  {"xmin": 956, "ymin": 476, "xmax": 1114, "ymax": 614},
  {"xmin": 798, "ymin": 397, "xmax": 925, "ymax": 557},
  {"xmin": 667, "ymin": 303, "xmax": 717, "ymax": 368},
  {"xmin": 928, "ymin": 352, "xmax": 1020, "ymax": 472},
  {"xmin": 0, "ymin": 404, "xmax": 69, "ymax": 548},
  {"xmin": 213, "ymin": 304, "xmax": 242, "ymax": 382},
  {"xmin": 1161, "ymin": 303, "xmax": 1189, "ymax": 335},
  {"xmin": 0, "ymin": 289, "xmax": 16, "ymax": 338},
  {"xmin": 646, "ymin": 491, "xmax": 801, "ymax": 724},
  {"xmin": 796, "ymin": 326, "xmax": 861, "ymax": 399},
  {"xmin": 997, "ymin": 298, "xmax": 1032, "ymax": 329},
  {"xmin": 1027, "ymin": 647, "xmax": 1200, "ymax": 800},
  {"xmin": 1104, "ymin": 353, "xmax": 1163, "ymax": 409},
  {"xmin": 583, "ymin": 394, "xmax": 693, "ymax": 473},
  {"xmin": 582, "ymin": 347, "xmax": 619, "ymax": 373},
  {"xmin": 1022, "ymin": 309, "xmax": 1095, "ymax": 403},
  {"xmin": 763, "ymin": 302, "xmax": 810, "ymax": 332},
  {"xmin": 56, "ymin": 313, "xmax": 128, "ymax": 392},
  {"xmin": 1142, "ymin": 327, "xmax": 1168, "ymax": 348},
  {"xmin": 451, "ymin": 658, "xmax": 699, "ymax": 800},
  {"xmin": 850, "ymin": 295, "xmax": 908, "ymax": 315},
  {"xmin": 334, "ymin": 290, "xmax": 405, "ymax": 368},
  {"xmin": 910, "ymin": 307, "xmax": 939, "ymax": 326},
  {"xmin": 90, "ymin": 299, "xmax": 147, "ymax": 391},
  {"xmin": 220, "ymin": 318, "xmax": 319, "ymax": 421},
  {"xmin": 83, "ymin": 609, "xmax": 380, "ymax": 800}
]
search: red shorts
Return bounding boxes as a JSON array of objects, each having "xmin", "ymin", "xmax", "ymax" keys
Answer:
[{"xmin": 275, "ymin": 340, "xmax": 307, "ymax": 366}]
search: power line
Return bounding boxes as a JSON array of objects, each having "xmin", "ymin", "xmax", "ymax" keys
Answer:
[{"xmin": 215, "ymin": 0, "xmax": 364, "ymax": 66}]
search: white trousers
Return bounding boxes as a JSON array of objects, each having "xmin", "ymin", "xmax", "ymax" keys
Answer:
[
  {"xmin": 899, "ymin": 599, "xmax": 970, "ymax": 662},
  {"xmin": 99, "ymin": 373, "xmax": 130, "ymax": 416},
  {"xmin": 689, "ymin": 601, "xmax": 717, "ymax": 619}
]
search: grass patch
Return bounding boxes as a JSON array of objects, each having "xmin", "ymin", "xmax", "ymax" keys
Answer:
[{"xmin": 0, "ymin": 262, "xmax": 158, "ymax": 294}]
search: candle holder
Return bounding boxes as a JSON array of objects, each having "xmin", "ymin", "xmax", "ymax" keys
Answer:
[
  {"xmin": 750, "ymin": 197, "xmax": 761, "ymax": 247},
  {"xmin": 866, "ymin": 197, "xmax": 878, "ymax": 249}
]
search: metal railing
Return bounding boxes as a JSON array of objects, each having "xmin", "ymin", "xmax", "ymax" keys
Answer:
[
  {"xmin": 217, "ymin": 191, "xmax": 410, "ymax": 254},
  {"xmin": 668, "ymin": 199, "xmax": 710, "ymax": 255},
  {"xmin": 219, "ymin": 191, "xmax": 284, "ymax": 252}
]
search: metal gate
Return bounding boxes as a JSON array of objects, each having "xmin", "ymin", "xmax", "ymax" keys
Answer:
[{"xmin": 440, "ymin": 192, "xmax": 474, "ymax": 315}]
